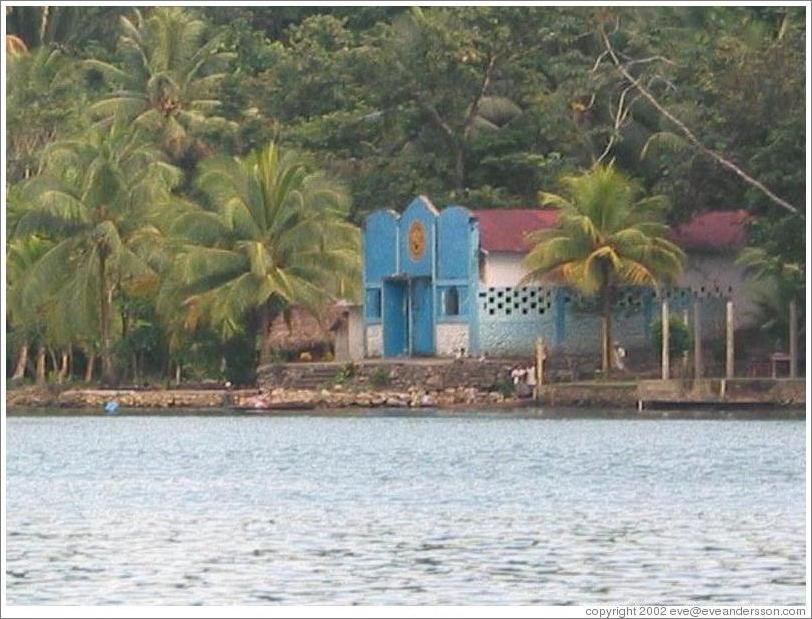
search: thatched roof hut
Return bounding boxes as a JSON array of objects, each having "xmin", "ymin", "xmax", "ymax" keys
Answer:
[{"xmin": 266, "ymin": 304, "xmax": 347, "ymax": 360}]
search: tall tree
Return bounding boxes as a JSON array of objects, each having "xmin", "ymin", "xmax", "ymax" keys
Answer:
[
  {"xmin": 6, "ymin": 236, "xmax": 53, "ymax": 382},
  {"xmin": 160, "ymin": 143, "xmax": 360, "ymax": 363},
  {"xmin": 522, "ymin": 164, "xmax": 684, "ymax": 373},
  {"xmin": 5, "ymin": 6, "xmax": 124, "ymax": 51},
  {"xmin": 87, "ymin": 7, "xmax": 237, "ymax": 166},
  {"xmin": 6, "ymin": 46, "xmax": 90, "ymax": 183},
  {"xmin": 13, "ymin": 125, "xmax": 181, "ymax": 384}
]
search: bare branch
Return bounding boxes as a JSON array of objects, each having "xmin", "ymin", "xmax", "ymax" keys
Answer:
[
  {"xmin": 597, "ymin": 84, "xmax": 636, "ymax": 165},
  {"xmin": 623, "ymin": 55, "xmax": 676, "ymax": 68},
  {"xmin": 591, "ymin": 50, "xmax": 609, "ymax": 74},
  {"xmin": 600, "ymin": 26, "xmax": 799, "ymax": 215}
]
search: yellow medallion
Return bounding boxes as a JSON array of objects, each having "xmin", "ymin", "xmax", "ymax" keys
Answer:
[{"xmin": 408, "ymin": 221, "xmax": 426, "ymax": 261}]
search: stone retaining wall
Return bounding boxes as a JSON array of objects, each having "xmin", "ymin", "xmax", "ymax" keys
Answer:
[
  {"xmin": 6, "ymin": 387, "xmax": 260, "ymax": 409},
  {"xmin": 257, "ymin": 358, "xmax": 516, "ymax": 392},
  {"xmin": 537, "ymin": 383, "xmax": 639, "ymax": 407}
]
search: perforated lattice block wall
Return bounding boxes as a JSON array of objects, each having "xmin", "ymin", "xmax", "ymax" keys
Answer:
[{"xmin": 479, "ymin": 286, "xmax": 556, "ymax": 320}]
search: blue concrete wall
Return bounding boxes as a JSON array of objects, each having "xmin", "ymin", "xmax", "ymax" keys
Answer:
[
  {"xmin": 477, "ymin": 286, "xmax": 723, "ymax": 358},
  {"xmin": 478, "ymin": 286, "xmax": 557, "ymax": 356},
  {"xmin": 410, "ymin": 277, "xmax": 435, "ymax": 355},
  {"xmin": 364, "ymin": 210, "xmax": 398, "ymax": 285},
  {"xmin": 436, "ymin": 206, "xmax": 472, "ymax": 281},
  {"xmin": 383, "ymin": 279, "xmax": 408, "ymax": 356},
  {"xmin": 434, "ymin": 206, "xmax": 479, "ymax": 353},
  {"xmin": 398, "ymin": 197, "xmax": 436, "ymax": 278}
]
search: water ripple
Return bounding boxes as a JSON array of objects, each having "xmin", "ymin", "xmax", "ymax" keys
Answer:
[{"xmin": 5, "ymin": 412, "xmax": 806, "ymax": 605}]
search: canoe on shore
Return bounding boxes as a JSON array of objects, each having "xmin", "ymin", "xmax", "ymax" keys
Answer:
[{"xmin": 232, "ymin": 402, "xmax": 317, "ymax": 412}]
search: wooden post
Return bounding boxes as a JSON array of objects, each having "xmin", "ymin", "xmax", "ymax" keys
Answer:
[
  {"xmin": 693, "ymin": 302, "xmax": 703, "ymax": 379},
  {"xmin": 661, "ymin": 299, "xmax": 670, "ymax": 380},
  {"xmin": 789, "ymin": 299, "xmax": 797, "ymax": 379},
  {"xmin": 534, "ymin": 338, "xmax": 546, "ymax": 399},
  {"xmin": 535, "ymin": 338, "xmax": 545, "ymax": 386},
  {"xmin": 726, "ymin": 301, "xmax": 734, "ymax": 378},
  {"xmin": 681, "ymin": 309, "xmax": 689, "ymax": 377}
]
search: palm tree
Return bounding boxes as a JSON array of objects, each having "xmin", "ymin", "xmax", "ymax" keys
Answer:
[
  {"xmin": 522, "ymin": 164, "xmax": 685, "ymax": 374},
  {"xmin": 737, "ymin": 245, "xmax": 804, "ymax": 349},
  {"xmin": 6, "ymin": 6, "xmax": 125, "ymax": 50},
  {"xmin": 13, "ymin": 124, "xmax": 181, "ymax": 384},
  {"xmin": 6, "ymin": 235, "xmax": 52, "ymax": 382},
  {"xmin": 162, "ymin": 142, "xmax": 360, "ymax": 364},
  {"xmin": 6, "ymin": 45, "xmax": 88, "ymax": 183},
  {"xmin": 87, "ymin": 7, "xmax": 236, "ymax": 164}
]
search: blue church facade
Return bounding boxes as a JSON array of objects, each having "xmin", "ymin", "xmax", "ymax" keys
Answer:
[
  {"xmin": 363, "ymin": 197, "xmax": 481, "ymax": 357},
  {"xmin": 362, "ymin": 196, "xmax": 731, "ymax": 359}
]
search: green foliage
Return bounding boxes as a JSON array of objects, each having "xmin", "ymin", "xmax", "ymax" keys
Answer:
[
  {"xmin": 6, "ymin": 6, "xmax": 125, "ymax": 51},
  {"xmin": 522, "ymin": 164, "xmax": 685, "ymax": 372},
  {"xmin": 370, "ymin": 368, "xmax": 390, "ymax": 389},
  {"xmin": 5, "ymin": 6, "xmax": 805, "ymax": 385},
  {"xmin": 333, "ymin": 362, "xmax": 357, "ymax": 385},
  {"xmin": 523, "ymin": 165, "xmax": 685, "ymax": 294},
  {"xmin": 652, "ymin": 316, "xmax": 692, "ymax": 360},
  {"xmin": 88, "ymin": 8, "xmax": 237, "ymax": 164},
  {"xmin": 159, "ymin": 142, "xmax": 360, "ymax": 363},
  {"xmin": 736, "ymin": 245, "xmax": 804, "ymax": 350},
  {"xmin": 494, "ymin": 377, "xmax": 516, "ymax": 398},
  {"xmin": 12, "ymin": 124, "xmax": 180, "ymax": 382},
  {"xmin": 5, "ymin": 48, "xmax": 91, "ymax": 183}
]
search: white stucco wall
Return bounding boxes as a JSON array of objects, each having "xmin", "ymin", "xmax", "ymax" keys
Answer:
[
  {"xmin": 482, "ymin": 252, "xmax": 529, "ymax": 286},
  {"xmin": 678, "ymin": 254, "xmax": 758, "ymax": 327},
  {"xmin": 481, "ymin": 251, "xmax": 758, "ymax": 327},
  {"xmin": 366, "ymin": 325, "xmax": 383, "ymax": 358},
  {"xmin": 435, "ymin": 323, "xmax": 469, "ymax": 357},
  {"xmin": 347, "ymin": 307, "xmax": 365, "ymax": 361}
]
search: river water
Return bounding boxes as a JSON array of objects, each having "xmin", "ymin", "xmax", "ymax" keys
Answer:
[{"xmin": 5, "ymin": 409, "xmax": 806, "ymax": 605}]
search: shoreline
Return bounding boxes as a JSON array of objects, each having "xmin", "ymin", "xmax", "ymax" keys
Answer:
[
  {"xmin": 7, "ymin": 405, "xmax": 805, "ymax": 421},
  {"xmin": 5, "ymin": 384, "xmax": 805, "ymax": 419},
  {"xmin": 6, "ymin": 378, "xmax": 806, "ymax": 417}
]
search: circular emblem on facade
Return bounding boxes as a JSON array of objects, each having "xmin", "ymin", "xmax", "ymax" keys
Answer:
[{"xmin": 408, "ymin": 221, "xmax": 426, "ymax": 261}]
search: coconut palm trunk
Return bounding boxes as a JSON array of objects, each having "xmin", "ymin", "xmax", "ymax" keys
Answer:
[
  {"xmin": 98, "ymin": 252, "xmax": 114, "ymax": 385},
  {"xmin": 601, "ymin": 292, "xmax": 612, "ymax": 376},
  {"xmin": 521, "ymin": 166, "xmax": 685, "ymax": 375},
  {"xmin": 259, "ymin": 304, "xmax": 273, "ymax": 365},
  {"xmin": 57, "ymin": 349, "xmax": 70, "ymax": 383},
  {"xmin": 12, "ymin": 344, "xmax": 29, "ymax": 380},
  {"xmin": 85, "ymin": 352, "xmax": 96, "ymax": 382},
  {"xmin": 35, "ymin": 345, "xmax": 47, "ymax": 384}
]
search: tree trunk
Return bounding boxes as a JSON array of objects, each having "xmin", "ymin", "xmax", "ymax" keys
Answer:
[
  {"xmin": 12, "ymin": 344, "xmax": 29, "ymax": 380},
  {"xmin": 601, "ymin": 294, "xmax": 612, "ymax": 376},
  {"xmin": 175, "ymin": 363, "xmax": 182, "ymax": 386},
  {"xmin": 259, "ymin": 304, "xmax": 273, "ymax": 365},
  {"xmin": 57, "ymin": 349, "xmax": 70, "ymax": 384},
  {"xmin": 601, "ymin": 313, "xmax": 612, "ymax": 376},
  {"xmin": 99, "ymin": 253, "xmax": 114, "ymax": 385},
  {"xmin": 454, "ymin": 146, "xmax": 465, "ymax": 194},
  {"xmin": 36, "ymin": 345, "xmax": 47, "ymax": 385},
  {"xmin": 85, "ymin": 353, "xmax": 96, "ymax": 383}
]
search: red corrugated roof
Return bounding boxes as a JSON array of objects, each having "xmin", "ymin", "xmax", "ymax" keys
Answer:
[
  {"xmin": 670, "ymin": 209, "xmax": 748, "ymax": 251},
  {"xmin": 472, "ymin": 208, "xmax": 747, "ymax": 253},
  {"xmin": 474, "ymin": 209, "xmax": 559, "ymax": 252}
]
